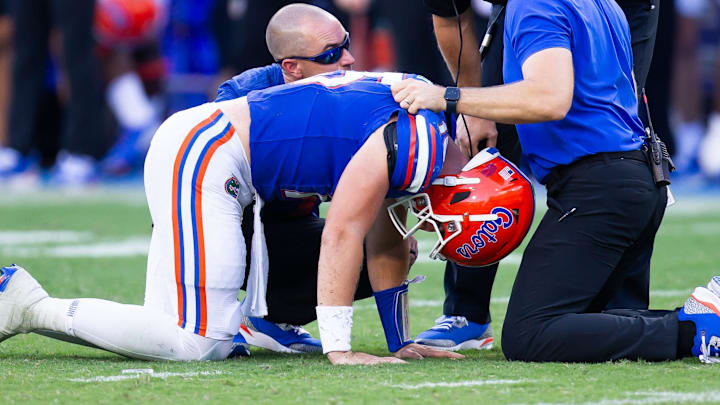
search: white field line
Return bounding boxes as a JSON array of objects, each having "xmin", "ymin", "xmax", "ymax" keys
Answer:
[
  {"xmin": 7, "ymin": 237, "xmax": 150, "ymax": 258},
  {"xmin": 69, "ymin": 369, "xmax": 222, "ymax": 383},
  {"xmin": 353, "ymin": 289, "xmax": 691, "ymax": 311},
  {"xmin": 385, "ymin": 379, "xmax": 534, "ymax": 389},
  {"xmin": 0, "ymin": 230, "xmax": 92, "ymax": 245},
  {"xmin": 0, "ymin": 187, "xmax": 148, "ymax": 206},
  {"xmin": 529, "ymin": 390, "xmax": 720, "ymax": 405}
]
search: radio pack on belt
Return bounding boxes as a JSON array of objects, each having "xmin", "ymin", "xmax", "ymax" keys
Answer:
[{"xmin": 641, "ymin": 88, "xmax": 674, "ymax": 187}]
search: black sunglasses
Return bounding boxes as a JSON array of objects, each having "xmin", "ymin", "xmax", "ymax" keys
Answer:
[{"xmin": 281, "ymin": 32, "xmax": 350, "ymax": 65}]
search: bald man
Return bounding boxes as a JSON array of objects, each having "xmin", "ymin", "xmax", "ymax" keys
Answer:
[{"xmin": 215, "ymin": 4, "xmax": 421, "ymax": 355}]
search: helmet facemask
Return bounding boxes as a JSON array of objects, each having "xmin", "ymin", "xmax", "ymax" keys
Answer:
[{"xmin": 387, "ymin": 194, "xmax": 498, "ymax": 262}]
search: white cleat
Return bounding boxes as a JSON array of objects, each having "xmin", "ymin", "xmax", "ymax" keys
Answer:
[{"xmin": 0, "ymin": 264, "xmax": 49, "ymax": 342}]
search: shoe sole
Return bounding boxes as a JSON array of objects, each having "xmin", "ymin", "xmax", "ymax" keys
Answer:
[
  {"xmin": 691, "ymin": 287, "xmax": 720, "ymax": 317},
  {"xmin": 418, "ymin": 336, "xmax": 494, "ymax": 352},
  {"xmin": 237, "ymin": 324, "xmax": 302, "ymax": 354}
]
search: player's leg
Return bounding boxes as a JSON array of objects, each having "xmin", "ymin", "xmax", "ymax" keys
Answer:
[{"xmin": 1, "ymin": 106, "xmax": 251, "ymax": 360}]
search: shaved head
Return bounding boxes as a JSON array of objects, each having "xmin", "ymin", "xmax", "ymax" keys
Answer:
[{"xmin": 266, "ymin": 4, "xmax": 344, "ymax": 60}]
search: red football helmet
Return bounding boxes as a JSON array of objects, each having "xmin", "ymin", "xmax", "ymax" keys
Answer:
[
  {"xmin": 95, "ymin": 0, "xmax": 167, "ymax": 45},
  {"xmin": 388, "ymin": 148, "xmax": 535, "ymax": 267}
]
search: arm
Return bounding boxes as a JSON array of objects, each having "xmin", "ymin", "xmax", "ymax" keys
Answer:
[
  {"xmin": 391, "ymin": 47, "xmax": 574, "ymax": 124},
  {"xmin": 317, "ymin": 127, "xmax": 404, "ymax": 365},
  {"xmin": 432, "ymin": 9, "xmax": 498, "ymax": 154}
]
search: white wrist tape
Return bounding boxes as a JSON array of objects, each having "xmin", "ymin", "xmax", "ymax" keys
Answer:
[{"xmin": 316, "ymin": 306, "xmax": 353, "ymax": 354}]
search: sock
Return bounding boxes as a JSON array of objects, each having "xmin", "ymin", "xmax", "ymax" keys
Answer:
[
  {"xmin": 106, "ymin": 72, "xmax": 158, "ymax": 130},
  {"xmin": 28, "ymin": 297, "xmax": 233, "ymax": 361},
  {"xmin": 677, "ymin": 320, "xmax": 697, "ymax": 358}
]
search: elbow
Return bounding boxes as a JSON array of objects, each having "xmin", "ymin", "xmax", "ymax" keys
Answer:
[{"xmin": 533, "ymin": 95, "xmax": 571, "ymax": 122}]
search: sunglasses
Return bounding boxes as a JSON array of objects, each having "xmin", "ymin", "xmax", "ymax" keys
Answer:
[{"xmin": 282, "ymin": 32, "xmax": 350, "ymax": 65}]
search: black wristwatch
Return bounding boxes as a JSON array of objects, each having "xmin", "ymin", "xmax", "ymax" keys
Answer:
[{"xmin": 444, "ymin": 87, "xmax": 461, "ymax": 115}]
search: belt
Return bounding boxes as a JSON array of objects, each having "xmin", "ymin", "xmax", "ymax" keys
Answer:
[{"xmin": 546, "ymin": 149, "xmax": 647, "ymax": 186}]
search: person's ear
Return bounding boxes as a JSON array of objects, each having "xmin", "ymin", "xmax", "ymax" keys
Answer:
[{"xmin": 281, "ymin": 59, "xmax": 304, "ymax": 81}]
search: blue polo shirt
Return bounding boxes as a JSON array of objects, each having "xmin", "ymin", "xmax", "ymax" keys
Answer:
[
  {"xmin": 215, "ymin": 64, "xmax": 284, "ymax": 101},
  {"xmin": 503, "ymin": 0, "xmax": 645, "ymax": 183}
]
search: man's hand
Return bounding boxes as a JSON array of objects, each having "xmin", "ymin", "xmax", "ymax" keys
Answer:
[
  {"xmin": 408, "ymin": 235, "xmax": 418, "ymax": 269},
  {"xmin": 394, "ymin": 343, "xmax": 466, "ymax": 360},
  {"xmin": 327, "ymin": 351, "xmax": 407, "ymax": 365},
  {"xmin": 391, "ymin": 80, "xmax": 446, "ymax": 114},
  {"xmin": 456, "ymin": 115, "xmax": 498, "ymax": 157}
]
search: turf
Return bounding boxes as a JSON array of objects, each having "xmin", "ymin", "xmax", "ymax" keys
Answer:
[{"xmin": 1, "ymin": 188, "xmax": 720, "ymax": 404}]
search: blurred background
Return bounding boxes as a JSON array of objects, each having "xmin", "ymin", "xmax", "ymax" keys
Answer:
[{"xmin": 0, "ymin": 0, "xmax": 718, "ymax": 192}]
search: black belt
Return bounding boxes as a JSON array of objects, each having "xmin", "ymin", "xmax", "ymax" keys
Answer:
[{"xmin": 546, "ymin": 149, "xmax": 647, "ymax": 186}]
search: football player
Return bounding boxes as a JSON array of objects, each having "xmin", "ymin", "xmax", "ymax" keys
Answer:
[{"xmin": 0, "ymin": 70, "xmax": 534, "ymax": 364}]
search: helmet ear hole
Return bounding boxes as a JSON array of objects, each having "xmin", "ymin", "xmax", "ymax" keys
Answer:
[{"xmin": 450, "ymin": 191, "xmax": 471, "ymax": 205}]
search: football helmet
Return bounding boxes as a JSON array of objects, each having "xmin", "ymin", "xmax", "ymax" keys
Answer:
[
  {"xmin": 388, "ymin": 147, "xmax": 535, "ymax": 267},
  {"xmin": 95, "ymin": 0, "xmax": 167, "ymax": 45}
]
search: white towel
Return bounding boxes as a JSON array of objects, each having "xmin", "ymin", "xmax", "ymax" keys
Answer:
[{"xmin": 240, "ymin": 194, "xmax": 269, "ymax": 317}]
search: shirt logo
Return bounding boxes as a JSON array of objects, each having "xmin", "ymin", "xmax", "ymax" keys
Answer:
[
  {"xmin": 225, "ymin": 176, "xmax": 240, "ymax": 199},
  {"xmin": 455, "ymin": 207, "xmax": 514, "ymax": 260}
]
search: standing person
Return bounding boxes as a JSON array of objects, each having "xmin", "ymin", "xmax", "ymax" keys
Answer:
[
  {"xmin": 0, "ymin": 0, "xmax": 103, "ymax": 186},
  {"xmin": 414, "ymin": 0, "xmax": 661, "ymax": 352},
  {"xmin": 0, "ymin": 71, "xmax": 468, "ymax": 364},
  {"xmin": 391, "ymin": 0, "xmax": 720, "ymax": 363}
]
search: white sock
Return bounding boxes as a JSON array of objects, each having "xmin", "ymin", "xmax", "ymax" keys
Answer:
[
  {"xmin": 106, "ymin": 72, "xmax": 158, "ymax": 130},
  {"xmin": 28, "ymin": 297, "xmax": 233, "ymax": 361}
]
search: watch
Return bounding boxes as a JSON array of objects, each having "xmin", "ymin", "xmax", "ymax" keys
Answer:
[{"xmin": 444, "ymin": 87, "xmax": 461, "ymax": 115}]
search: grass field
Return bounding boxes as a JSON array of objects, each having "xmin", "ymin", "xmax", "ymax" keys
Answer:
[{"xmin": 1, "ymin": 187, "xmax": 720, "ymax": 404}]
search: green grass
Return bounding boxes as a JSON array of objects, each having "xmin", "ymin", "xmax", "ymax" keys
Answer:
[{"xmin": 1, "ymin": 189, "xmax": 720, "ymax": 404}]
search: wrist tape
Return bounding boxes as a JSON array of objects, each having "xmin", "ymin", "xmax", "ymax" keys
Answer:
[
  {"xmin": 374, "ymin": 277, "xmax": 424, "ymax": 353},
  {"xmin": 316, "ymin": 306, "xmax": 353, "ymax": 354}
]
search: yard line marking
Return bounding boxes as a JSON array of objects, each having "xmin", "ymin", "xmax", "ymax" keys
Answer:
[
  {"xmin": 353, "ymin": 290, "xmax": 690, "ymax": 310},
  {"xmin": 385, "ymin": 379, "xmax": 534, "ymax": 389},
  {"xmin": 7, "ymin": 237, "xmax": 150, "ymax": 258},
  {"xmin": 529, "ymin": 390, "xmax": 720, "ymax": 405},
  {"xmin": 69, "ymin": 370, "xmax": 222, "ymax": 383},
  {"xmin": 0, "ymin": 230, "xmax": 92, "ymax": 245}
]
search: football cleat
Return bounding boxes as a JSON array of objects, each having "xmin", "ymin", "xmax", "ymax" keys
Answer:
[
  {"xmin": 0, "ymin": 264, "xmax": 49, "ymax": 343},
  {"xmin": 706, "ymin": 276, "xmax": 720, "ymax": 298},
  {"xmin": 415, "ymin": 315, "xmax": 493, "ymax": 351},
  {"xmin": 236, "ymin": 316, "xmax": 322, "ymax": 354},
  {"xmin": 227, "ymin": 333, "xmax": 251, "ymax": 358},
  {"xmin": 678, "ymin": 286, "xmax": 720, "ymax": 363}
]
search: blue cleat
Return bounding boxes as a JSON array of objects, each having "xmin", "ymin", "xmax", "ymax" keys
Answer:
[
  {"xmin": 228, "ymin": 333, "xmax": 251, "ymax": 358},
  {"xmin": 237, "ymin": 316, "xmax": 322, "ymax": 354},
  {"xmin": 416, "ymin": 315, "xmax": 493, "ymax": 351},
  {"xmin": 0, "ymin": 264, "xmax": 49, "ymax": 343},
  {"xmin": 678, "ymin": 285, "xmax": 720, "ymax": 363}
]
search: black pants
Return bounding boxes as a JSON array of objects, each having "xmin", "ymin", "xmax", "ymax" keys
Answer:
[
  {"xmin": 241, "ymin": 206, "xmax": 373, "ymax": 326},
  {"xmin": 501, "ymin": 152, "xmax": 679, "ymax": 362},
  {"xmin": 8, "ymin": 0, "xmax": 102, "ymax": 158},
  {"xmin": 442, "ymin": 1, "xmax": 661, "ymax": 325}
]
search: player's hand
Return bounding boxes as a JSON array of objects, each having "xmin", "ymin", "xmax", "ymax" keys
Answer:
[
  {"xmin": 327, "ymin": 350, "xmax": 407, "ymax": 365},
  {"xmin": 456, "ymin": 115, "xmax": 497, "ymax": 157},
  {"xmin": 394, "ymin": 343, "xmax": 466, "ymax": 360},
  {"xmin": 408, "ymin": 235, "xmax": 419, "ymax": 269},
  {"xmin": 391, "ymin": 80, "xmax": 446, "ymax": 114}
]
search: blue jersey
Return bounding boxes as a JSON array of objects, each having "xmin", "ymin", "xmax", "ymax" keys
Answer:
[
  {"xmin": 247, "ymin": 71, "xmax": 451, "ymax": 204},
  {"xmin": 504, "ymin": 0, "xmax": 645, "ymax": 183},
  {"xmin": 215, "ymin": 64, "xmax": 284, "ymax": 101}
]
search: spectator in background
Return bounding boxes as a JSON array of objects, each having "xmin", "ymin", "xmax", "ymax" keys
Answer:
[
  {"xmin": 0, "ymin": 0, "xmax": 103, "ymax": 186},
  {"xmin": 0, "ymin": 0, "xmax": 11, "ymax": 147},
  {"xmin": 672, "ymin": 0, "xmax": 720, "ymax": 177},
  {"xmin": 95, "ymin": 0, "xmax": 168, "ymax": 175}
]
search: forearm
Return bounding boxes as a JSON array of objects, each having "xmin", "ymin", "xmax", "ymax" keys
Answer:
[
  {"xmin": 433, "ymin": 10, "xmax": 482, "ymax": 86},
  {"xmin": 317, "ymin": 227, "xmax": 364, "ymax": 307},
  {"xmin": 457, "ymin": 79, "xmax": 569, "ymax": 124}
]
